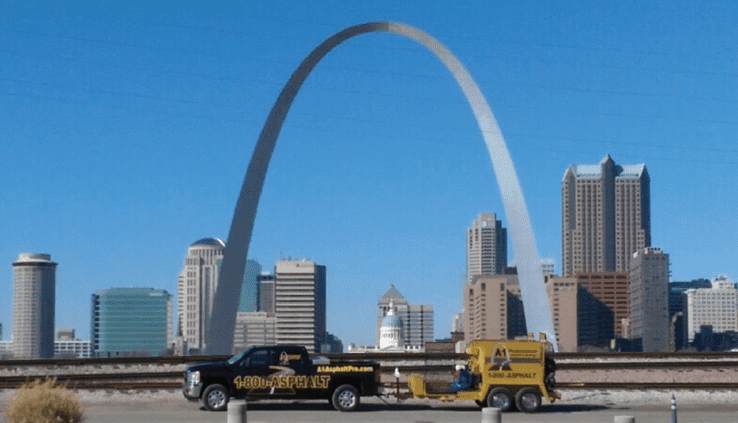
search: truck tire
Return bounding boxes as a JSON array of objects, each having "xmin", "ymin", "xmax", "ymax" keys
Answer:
[
  {"xmin": 486, "ymin": 387, "xmax": 514, "ymax": 412},
  {"xmin": 515, "ymin": 387, "xmax": 541, "ymax": 413},
  {"xmin": 201, "ymin": 384, "xmax": 229, "ymax": 412},
  {"xmin": 331, "ymin": 384, "xmax": 360, "ymax": 412}
]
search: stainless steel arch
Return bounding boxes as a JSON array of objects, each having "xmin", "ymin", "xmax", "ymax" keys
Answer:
[{"xmin": 206, "ymin": 22, "xmax": 556, "ymax": 354}]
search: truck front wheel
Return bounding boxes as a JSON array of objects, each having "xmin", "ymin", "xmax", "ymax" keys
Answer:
[
  {"xmin": 331, "ymin": 384, "xmax": 359, "ymax": 412},
  {"xmin": 201, "ymin": 384, "xmax": 229, "ymax": 412}
]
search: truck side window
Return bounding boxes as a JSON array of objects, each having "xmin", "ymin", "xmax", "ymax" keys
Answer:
[{"xmin": 244, "ymin": 349, "xmax": 272, "ymax": 368}]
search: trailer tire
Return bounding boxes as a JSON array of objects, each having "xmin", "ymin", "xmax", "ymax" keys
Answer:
[
  {"xmin": 331, "ymin": 384, "xmax": 360, "ymax": 412},
  {"xmin": 201, "ymin": 384, "xmax": 229, "ymax": 412},
  {"xmin": 486, "ymin": 387, "xmax": 514, "ymax": 412},
  {"xmin": 515, "ymin": 387, "xmax": 542, "ymax": 413}
]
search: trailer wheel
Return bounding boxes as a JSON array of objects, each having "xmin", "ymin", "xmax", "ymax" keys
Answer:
[
  {"xmin": 201, "ymin": 384, "xmax": 229, "ymax": 412},
  {"xmin": 331, "ymin": 384, "xmax": 360, "ymax": 412},
  {"xmin": 486, "ymin": 387, "xmax": 513, "ymax": 412},
  {"xmin": 515, "ymin": 387, "xmax": 541, "ymax": 413}
]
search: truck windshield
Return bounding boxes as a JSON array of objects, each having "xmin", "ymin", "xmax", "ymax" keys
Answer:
[{"xmin": 227, "ymin": 349, "xmax": 250, "ymax": 365}]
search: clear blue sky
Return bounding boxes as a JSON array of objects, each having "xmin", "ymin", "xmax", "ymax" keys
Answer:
[{"xmin": 1, "ymin": 1, "xmax": 737, "ymax": 345}]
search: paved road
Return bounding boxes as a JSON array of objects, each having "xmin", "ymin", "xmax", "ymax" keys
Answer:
[{"xmin": 71, "ymin": 399, "xmax": 737, "ymax": 423}]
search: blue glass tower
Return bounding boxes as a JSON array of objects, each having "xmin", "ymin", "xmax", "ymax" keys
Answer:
[
  {"xmin": 238, "ymin": 260, "xmax": 261, "ymax": 312},
  {"xmin": 91, "ymin": 288, "xmax": 172, "ymax": 357}
]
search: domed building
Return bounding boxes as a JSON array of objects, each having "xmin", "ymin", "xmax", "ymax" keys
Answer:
[{"xmin": 379, "ymin": 301, "xmax": 404, "ymax": 350}]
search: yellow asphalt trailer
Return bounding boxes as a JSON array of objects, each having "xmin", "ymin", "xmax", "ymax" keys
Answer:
[{"xmin": 408, "ymin": 335, "xmax": 558, "ymax": 412}]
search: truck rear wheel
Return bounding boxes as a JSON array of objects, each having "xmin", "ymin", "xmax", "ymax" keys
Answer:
[
  {"xmin": 515, "ymin": 387, "xmax": 542, "ymax": 413},
  {"xmin": 486, "ymin": 387, "xmax": 513, "ymax": 412},
  {"xmin": 201, "ymin": 384, "xmax": 229, "ymax": 412},
  {"xmin": 331, "ymin": 384, "xmax": 359, "ymax": 412}
]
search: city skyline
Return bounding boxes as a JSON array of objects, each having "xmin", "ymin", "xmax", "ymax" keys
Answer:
[{"xmin": 2, "ymin": 2, "xmax": 737, "ymax": 346}]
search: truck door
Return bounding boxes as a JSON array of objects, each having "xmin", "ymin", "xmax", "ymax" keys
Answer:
[
  {"xmin": 232, "ymin": 348, "xmax": 275, "ymax": 399},
  {"xmin": 269, "ymin": 346, "xmax": 328, "ymax": 399}
]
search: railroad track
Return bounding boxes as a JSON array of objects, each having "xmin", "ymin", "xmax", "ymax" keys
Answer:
[{"xmin": 2, "ymin": 351, "xmax": 738, "ymax": 368}]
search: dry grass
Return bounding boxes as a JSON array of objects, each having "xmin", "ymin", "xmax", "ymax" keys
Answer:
[{"xmin": 5, "ymin": 379, "xmax": 84, "ymax": 423}]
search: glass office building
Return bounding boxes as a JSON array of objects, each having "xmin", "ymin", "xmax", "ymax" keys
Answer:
[
  {"xmin": 91, "ymin": 288, "xmax": 172, "ymax": 357},
  {"xmin": 239, "ymin": 260, "xmax": 262, "ymax": 312}
]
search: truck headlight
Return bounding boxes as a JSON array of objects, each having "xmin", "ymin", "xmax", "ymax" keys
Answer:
[{"xmin": 188, "ymin": 370, "xmax": 200, "ymax": 385}]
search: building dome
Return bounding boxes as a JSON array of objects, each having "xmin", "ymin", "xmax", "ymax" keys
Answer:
[
  {"xmin": 190, "ymin": 238, "xmax": 226, "ymax": 248},
  {"xmin": 379, "ymin": 301, "xmax": 404, "ymax": 350},
  {"xmin": 381, "ymin": 313, "xmax": 403, "ymax": 331}
]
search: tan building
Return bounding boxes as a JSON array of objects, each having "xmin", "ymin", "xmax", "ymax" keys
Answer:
[
  {"xmin": 467, "ymin": 213, "xmax": 507, "ymax": 282},
  {"xmin": 576, "ymin": 272, "xmax": 629, "ymax": 338},
  {"xmin": 629, "ymin": 247, "xmax": 670, "ymax": 352},
  {"xmin": 546, "ymin": 273, "xmax": 628, "ymax": 352},
  {"xmin": 546, "ymin": 277, "xmax": 578, "ymax": 352},
  {"xmin": 232, "ymin": 311, "xmax": 277, "ymax": 353},
  {"xmin": 464, "ymin": 274, "xmax": 525, "ymax": 342},
  {"xmin": 562, "ymin": 155, "xmax": 650, "ymax": 276},
  {"xmin": 274, "ymin": 260, "xmax": 326, "ymax": 353}
]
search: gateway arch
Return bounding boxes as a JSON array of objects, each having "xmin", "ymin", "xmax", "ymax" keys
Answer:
[{"xmin": 206, "ymin": 22, "xmax": 556, "ymax": 354}]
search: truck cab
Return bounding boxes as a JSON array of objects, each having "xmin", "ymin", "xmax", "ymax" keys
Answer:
[
  {"xmin": 408, "ymin": 334, "xmax": 558, "ymax": 413},
  {"xmin": 183, "ymin": 345, "xmax": 380, "ymax": 412}
]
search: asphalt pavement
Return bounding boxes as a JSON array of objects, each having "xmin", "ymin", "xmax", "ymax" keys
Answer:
[{"xmin": 51, "ymin": 398, "xmax": 738, "ymax": 423}]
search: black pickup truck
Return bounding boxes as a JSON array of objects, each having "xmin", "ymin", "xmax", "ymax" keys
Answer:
[{"xmin": 183, "ymin": 345, "xmax": 381, "ymax": 412}]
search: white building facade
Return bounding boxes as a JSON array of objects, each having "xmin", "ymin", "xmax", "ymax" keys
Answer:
[{"xmin": 684, "ymin": 276, "xmax": 738, "ymax": 343}]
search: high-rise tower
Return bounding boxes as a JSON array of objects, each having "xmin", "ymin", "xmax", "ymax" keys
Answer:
[
  {"xmin": 177, "ymin": 238, "xmax": 225, "ymax": 353},
  {"xmin": 274, "ymin": 260, "xmax": 326, "ymax": 353},
  {"xmin": 562, "ymin": 155, "xmax": 650, "ymax": 276},
  {"xmin": 466, "ymin": 213, "xmax": 507, "ymax": 282},
  {"xmin": 12, "ymin": 253, "xmax": 56, "ymax": 359},
  {"xmin": 629, "ymin": 247, "xmax": 669, "ymax": 352}
]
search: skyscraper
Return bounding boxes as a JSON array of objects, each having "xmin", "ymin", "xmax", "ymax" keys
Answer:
[
  {"xmin": 274, "ymin": 260, "xmax": 326, "ymax": 353},
  {"xmin": 239, "ymin": 260, "xmax": 261, "ymax": 312},
  {"xmin": 562, "ymin": 155, "xmax": 650, "ymax": 276},
  {"xmin": 466, "ymin": 213, "xmax": 507, "ymax": 282},
  {"xmin": 91, "ymin": 288, "xmax": 172, "ymax": 357},
  {"xmin": 177, "ymin": 238, "xmax": 225, "ymax": 353},
  {"xmin": 629, "ymin": 247, "xmax": 669, "ymax": 352},
  {"xmin": 12, "ymin": 253, "xmax": 56, "ymax": 359}
]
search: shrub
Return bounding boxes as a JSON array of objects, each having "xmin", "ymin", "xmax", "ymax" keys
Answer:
[{"xmin": 5, "ymin": 379, "xmax": 84, "ymax": 423}]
